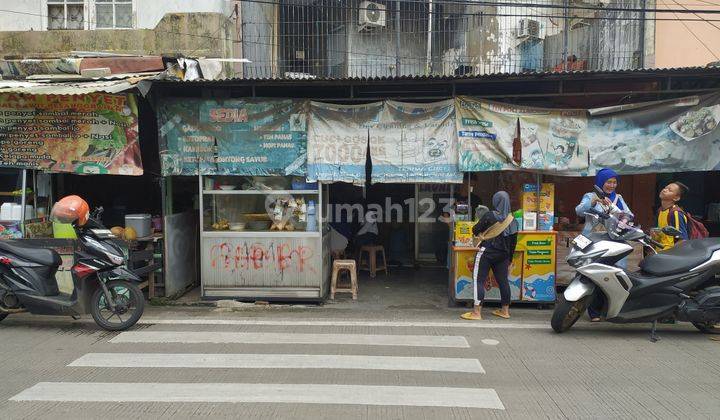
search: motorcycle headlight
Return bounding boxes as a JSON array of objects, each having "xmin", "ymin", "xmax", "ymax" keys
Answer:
[
  {"xmin": 567, "ymin": 249, "xmax": 605, "ymax": 268},
  {"xmin": 84, "ymin": 237, "xmax": 125, "ymax": 265}
]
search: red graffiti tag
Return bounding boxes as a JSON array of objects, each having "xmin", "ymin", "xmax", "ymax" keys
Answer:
[{"xmin": 210, "ymin": 241, "xmax": 315, "ymax": 274}]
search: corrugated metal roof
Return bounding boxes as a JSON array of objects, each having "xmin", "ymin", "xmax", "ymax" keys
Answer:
[
  {"xmin": 0, "ymin": 73, "xmax": 160, "ymax": 94},
  {"xmin": 153, "ymin": 66, "xmax": 720, "ymax": 84}
]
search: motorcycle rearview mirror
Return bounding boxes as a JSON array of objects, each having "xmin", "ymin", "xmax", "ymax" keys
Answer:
[
  {"xmin": 661, "ymin": 226, "xmax": 682, "ymax": 238},
  {"xmin": 593, "ymin": 185, "xmax": 606, "ymax": 199}
]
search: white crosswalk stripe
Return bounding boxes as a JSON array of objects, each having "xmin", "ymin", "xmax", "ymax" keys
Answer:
[
  {"xmin": 11, "ymin": 382, "xmax": 505, "ymax": 409},
  {"xmin": 110, "ymin": 331, "xmax": 471, "ymax": 348},
  {"xmin": 10, "ymin": 319, "xmax": 505, "ymax": 411},
  {"xmin": 69, "ymin": 352, "xmax": 485, "ymax": 373},
  {"xmin": 139, "ymin": 318, "xmax": 547, "ymax": 329}
]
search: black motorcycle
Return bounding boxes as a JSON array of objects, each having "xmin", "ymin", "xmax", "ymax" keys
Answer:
[
  {"xmin": 552, "ymin": 186, "xmax": 720, "ymax": 340},
  {"xmin": 0, "ymin": 207, "xmax": 145, "ymax": 330}
]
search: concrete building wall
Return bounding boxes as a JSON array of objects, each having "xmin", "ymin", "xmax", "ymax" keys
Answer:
[
  {"xmin": 0, "ymin": 0, "xmax": 44, "ymax": 31},
  {"xmin": 138, "ymin": 0, "xmax": 230, "ymax": 29},
  {"xmin": 0, "ymin": 0, "xmax": 230, "ymax": 31},
  {"xmin": 654, "ymin": 6, "xmax": 720, "ymax": 68},
  {"xmin": 0, "ymin": 13, "xmax": 235, "ymax": 59},
  {"xmin": 241, "ymin": 2, "xmax": 276, "ymax": 79}
]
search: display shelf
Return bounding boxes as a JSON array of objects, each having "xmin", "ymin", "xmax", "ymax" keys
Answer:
[{"xmin": 203, "ymin": 190, "xmax": 319, "ymax": 195}]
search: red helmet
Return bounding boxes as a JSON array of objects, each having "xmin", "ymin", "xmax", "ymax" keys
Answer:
[{"xmin": 51, "ymin": 195, "xmax": 90, "ymax": 226}]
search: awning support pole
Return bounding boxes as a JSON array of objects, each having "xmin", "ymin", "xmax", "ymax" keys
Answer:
[{"xmin": 20, "ymin": 169, "xmax": 27, "ymax": 236}]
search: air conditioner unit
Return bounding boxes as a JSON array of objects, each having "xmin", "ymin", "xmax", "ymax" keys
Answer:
[
  {"xmin": 516, "ymin": 19, "xmax": 541, "ymax": 39},
  {"xmin": 359, "ymin": 1, "xmax": 386, "ymax": 30}
]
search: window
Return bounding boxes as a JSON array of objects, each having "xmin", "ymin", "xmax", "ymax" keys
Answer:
[
  {"xmin": 47, "ymin": 0, "xmax": 84, "ymax": 30},
  {"xmin": 96, "ymin": 0, "xmax": 133, "ymax": 29}
]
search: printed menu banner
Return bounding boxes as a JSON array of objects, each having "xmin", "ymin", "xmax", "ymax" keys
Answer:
[
  {"xmin": 370, "ymin": 100, "xmax": 462, "ymax": 183},
  {"xmin": 455, "ymin": 96, "xmax": 515, "ymax": 171},
  {"xmin": 587, "ymin": 92, "xmax": 720, "ymax": 174},
  {"xmin": 157, "ymin": 99, "xmax": 216, "ymax": 175},
  {"xmin": 307, "ymin": 101, "xmax": 381, "ymax": 183},
  {"xmin": 158, "ymin": 99, "xmax": 307, "ymax": 176},
  {"xmin": 517, "ymin": 107, "xmax": 589, "ymax": 173},
  {"xmin": 0, "ymin": 93, "xmax": 142, "ymax": 175},
  {"xmin": 455, "ymin": 97, "xmax": 589, "ymax": 173}
]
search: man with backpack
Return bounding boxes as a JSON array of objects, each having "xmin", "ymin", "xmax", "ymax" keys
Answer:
[{"xmin": 652, "ymin": 181, "xmax": 709, "ymax": 252}]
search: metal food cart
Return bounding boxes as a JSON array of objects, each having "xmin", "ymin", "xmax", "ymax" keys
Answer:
[{"xmin": 199, "ymin": 175, "xmax": 330, "ymax": 300}]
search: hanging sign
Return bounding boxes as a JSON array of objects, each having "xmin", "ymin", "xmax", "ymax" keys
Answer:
[
  {"xmin": 158, "ymin": 98, "xmax": 307, "ymax": 176},
  {"xmin": 0, "ymin": 93, "xmax": 142, "ymax": 175},
  {"xmin": 370, "ymin": 99, "xmax": 462, "ymax": 183},
  {"xmin": 307, "ymin": 101, "xmax": 381, "ymax": 183},
  {"xmin": 587, "ymin": 93, "xmax": 720, "ymax": 174},
  {"xmin": 455, "ymin": 96, "xmax": 589, "ymax": 173}
]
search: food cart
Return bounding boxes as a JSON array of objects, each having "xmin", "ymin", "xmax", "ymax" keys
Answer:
[
  {"xmin": 448, "ymin": 181, "xmax": 557, "ymax": 305},
  {"xmin": 450, "ymin": 231, "xmax": 557, "ymax": 304},
  {"xmin": 199, "ymin": 175, "xmax": 330, "ymax": 300}
]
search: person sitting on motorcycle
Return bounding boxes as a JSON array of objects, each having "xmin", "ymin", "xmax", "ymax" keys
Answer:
[
  {"xmin": 460, "ymin": 191, "xmax": 519, "ymax": 321},
  {"xmin": 652, "ymin": 182, "xmax": 690, "ymax": 252},
  {"xmin": 576, "ymin": 168, "xmax": 633, "ymax": 235},
  {"xmin": 575, "ymin": 168, "xmax": 633, "ymax": 321}
]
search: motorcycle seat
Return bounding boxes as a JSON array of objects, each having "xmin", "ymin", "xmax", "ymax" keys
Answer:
[
  {"xmin": 0, "ymin": 240, "xmax": 62, "ymax": 267},
  {"xmin": 640, "ymin": 238, "xmax": 720, "ymax": 276}
]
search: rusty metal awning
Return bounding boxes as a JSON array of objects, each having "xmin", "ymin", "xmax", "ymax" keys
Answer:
[{"xmin": 0, "ymin": 72, "xmax": 160, "ymax": 95}]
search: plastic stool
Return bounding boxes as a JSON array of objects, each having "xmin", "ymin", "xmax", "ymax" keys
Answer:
[
  {"xmin": 330, "ymin": 259, "xmax": 358, "ymax": 300},
  {"xmin": 358, "ymin": 245, "xmax": 388, "ymax": 278}
]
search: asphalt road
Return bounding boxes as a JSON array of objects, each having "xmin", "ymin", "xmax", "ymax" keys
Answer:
[{"xmin": 1, "ymin": 306, "xmax": 719, "ymax": 419}]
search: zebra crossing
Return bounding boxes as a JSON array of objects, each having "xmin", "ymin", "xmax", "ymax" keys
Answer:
[{"xmin": 9, "ymin": 319, "xmax": 506, "ymax": 411}]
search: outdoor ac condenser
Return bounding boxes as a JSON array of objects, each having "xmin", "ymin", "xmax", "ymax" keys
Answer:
[
  {"xmin": 359, "ymin": 1, "xmax": 387, "ymax": 30},
  {"xmin": 516, "ymin": 19, "xmax": 541, "ymax": 39}
]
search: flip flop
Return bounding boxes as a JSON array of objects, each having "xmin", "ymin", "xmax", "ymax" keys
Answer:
[
  {"xmin": 460, "ymin": 311, "xmax": 482, "ymax": 320},
  {"xmin": 492, "ymin": 309, "xmax": 510, "ymax": 319}
]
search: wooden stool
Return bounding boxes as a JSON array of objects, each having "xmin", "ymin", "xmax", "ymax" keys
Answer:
[
  {"xmin": 330, "ymin": 259, "xmax": 358, "ymax": 300},
  {"xmin": 358, "ymin": 245, "xmax": 387, "ymax": 278}
]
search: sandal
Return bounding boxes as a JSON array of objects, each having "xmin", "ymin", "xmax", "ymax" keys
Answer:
[
  {"xmin": 460, "ymin": 311, "xmax": 482, "ymax": 320},
  {"xmin": 590, "ymin": 317, "xmax": 601, "ymax": 322},
  {"xmin": 492, "ymin": 309, "xmax": 510, "ymax": 319}
]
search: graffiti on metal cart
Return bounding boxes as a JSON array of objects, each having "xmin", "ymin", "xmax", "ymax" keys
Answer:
[{"xmin": 210, "ymin": 241, "xmax": 315, "ymax": 273}]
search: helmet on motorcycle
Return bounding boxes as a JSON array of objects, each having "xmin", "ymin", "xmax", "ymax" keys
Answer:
[{"xmin": 51, "ymin": 195, "xmax": 90, "ymax": 226}]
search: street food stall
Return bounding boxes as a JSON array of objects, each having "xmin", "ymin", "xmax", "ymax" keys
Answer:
[
  {"xmin": 0, "ymin": 90, "xmax": 164, "ymax": 296},
  {"xmin": 156, "ymin": 97, "xmax": 331, "ymax": 300},
  {"xmin": 199, "ymin": 175, "xmax": 330, "ymax": 300},
  {"xmin": 449, "ymin": 180, "xmax": 557, "ymax": 304}
]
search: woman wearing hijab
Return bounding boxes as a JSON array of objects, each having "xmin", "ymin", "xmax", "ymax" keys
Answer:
[
  {"xmin": 461, "ymin": 191, "xmax": 519, "ymax": 320},
  {"xmin": 575, "ymin": 168, "xmax": 633, "ymax": 321},
  {"xmin": 576, "ymin": 168, "xmax": 633, "ymax": 236}
]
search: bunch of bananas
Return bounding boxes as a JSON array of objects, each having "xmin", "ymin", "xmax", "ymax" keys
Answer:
[{"xmin": 211, "ymin": 218, "xmax": 230, "ymax": 230}]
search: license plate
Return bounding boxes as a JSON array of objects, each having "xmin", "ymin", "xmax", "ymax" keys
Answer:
[{"xmin": 572, "ymin": 234, "xmax": 593, "ymax": 250}]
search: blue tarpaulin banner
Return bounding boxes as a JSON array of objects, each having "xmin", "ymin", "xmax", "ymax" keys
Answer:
[{"xmin": 157, "ymin": 98, "xmax": 307, "ymax": 176}]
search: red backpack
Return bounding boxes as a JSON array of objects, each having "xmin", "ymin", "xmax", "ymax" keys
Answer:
[{"xmin": 667, "ymin": 206, "xmax": 709, "ymax": 240}]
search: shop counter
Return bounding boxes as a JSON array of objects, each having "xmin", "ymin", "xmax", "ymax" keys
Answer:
[{"xmin": 449, "ymin": 231, "xmax": 557, "ymax": 304}]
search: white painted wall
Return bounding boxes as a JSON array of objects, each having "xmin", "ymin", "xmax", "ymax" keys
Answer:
[
  {"xmin": 136, "ymin": 0, "xmax": 232, "ymax": 29},
  {"xmin": 0, "ymin": 0, "xmax": 232, "ymax": 32},
  {"xmin": 0, "ymin": 0, "xmax": 44, "ymax": 31}
]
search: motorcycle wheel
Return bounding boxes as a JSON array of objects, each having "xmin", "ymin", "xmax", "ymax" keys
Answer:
[
  {"xmin": 90, "ymin": 280, "xmax": 145, "ymax": 331},
  {"xmin": 692, "ymin": 321, "xmax": 720, "ymax": 335},
  {"xmin": 551, "ymin": 294, "xmax": 591, "ymax": 333}
]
